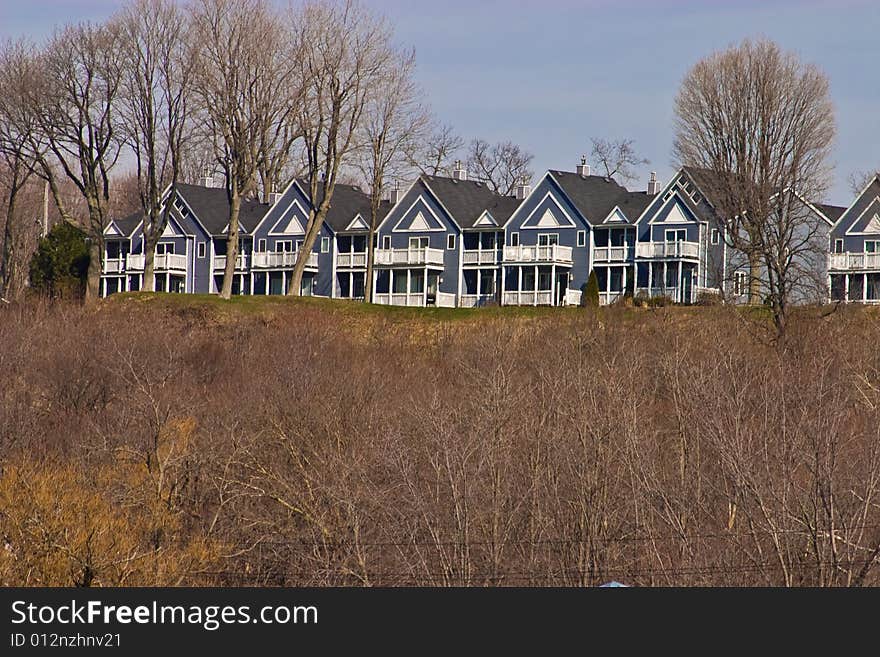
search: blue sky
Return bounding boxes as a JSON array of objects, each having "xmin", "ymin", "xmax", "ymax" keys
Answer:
[{"xmin": 1, "ymin": 0, "xmax": 877, "ymax": 204}]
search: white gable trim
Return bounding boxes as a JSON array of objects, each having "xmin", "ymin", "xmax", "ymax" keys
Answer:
[
  {"xmin": 251, "ymin": 177, "xmax": 305, "ymax": 235},
  {"xmin": 648, "ymin": 192, "xmax": 700, "ymax": 225},
  {"xmin": 501, "ymin": 171, "xmax": 553, "ymax": 229},
  {"xmin": 104, "ymin": 221, "xmax": 123, "ymax": 237},
  {"xmin": 521, "ymin": 191, "xmax": 576, "ymax": 229},
  {"xmin": 602, "ymin": 206, "xmax": 630, "ymax": 224},
  {"xmin": 845, "ymin": 196, "xmax": 880, "ymax": 235},
  {"xmin": 346, "ymin": 213, "xmax": 370, "ymax": 231},
  {"xmin": 268, "ymin": 199, "xmax": 308, "ymax": 235},
  {"xmin": 474, "ymin": 210, "xmax": 498, "ymax": 227},
  {"xmin": 391, "ymin": 195, "xmax": 447, "ymax": 232}
]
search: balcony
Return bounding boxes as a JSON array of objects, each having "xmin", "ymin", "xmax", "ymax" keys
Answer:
[
  {"xmin": 337, "ymin": 251, "xmax": 367, "ymax": 268},
  {"xmin": 828, "ymin": 252, "xmax": 880, "ymax": 272},
  {"xmin": 636, "ymin": 241, "xmax": 700, "ymax": 260},
  {"xmin": 126, "ymin": 253, "xmax": 187, "ymax": 272},
  {"xmin": 251, "ymin": 250, "xmax": 318, "ymax": 269},
  {"xmin": 373, "ymin": 291, "xmax": 456, "ymax": 307},
  {"xmin": 374, "ymin": 247, "xmax": 445, "ymax": 267},
  {"xmin": 502, "ymin": 290, "xmax": 554, "ymax": 306},
  {"xmin": 635, "ymin": 286, "xmax": 695, "ymax": 304},
  {"xmin": 459, "ymin": 293, "xmax": 497, "ymax": 308},
  {"xmin": 462, "ymin": 249, "xmax": 502, "ymax": 265},
  {"xmin": 592, "ymin": 245, "xmax": 633, "ymax": 263},
  {"xmin": 212, "ymin": 253, "xmax": 249, "ymax": 271},
  {"xmin": 103, "ymin": 258, "xmax": 126, "ymax": 274},
  {"xmin": 502, "ymin": 244, "xmax": 573, "ymax": 265}
]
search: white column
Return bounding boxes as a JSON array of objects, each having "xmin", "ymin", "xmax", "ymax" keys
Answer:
[
  {"xmin": 423, "ymin": 266, "xmax": 427, "ymax": 306},
  {"xmin": 864, "ymin": 273, "xmax": 868, "ymax": 302},
  {"xmin": 406, "ymin": 269, "xmax": 411, "ymax": 306},
  {"xmin": 551, "ymin": 264, "xmax": 556, "ymax": 306},
  {"xmin": 648, "ymin": 261, "xmax": 653, "ymax": 296},
  {"xmin": 533, "ymin": 264, "xmax": 538, "ymax": 306},
  {"xmin": 500, "ymin": 266, "xmax": 506, "ymax": 306},
  {"xmin": 518, "ymin": 267, "xmax": 522, "ymax": 306},
  {"xmin": 678, "ymin": 260, "xmax": 683, "ymax": 303},
  {"xmin": 844, "ymin": 274, "xmax": 849, "ymax": 302}
]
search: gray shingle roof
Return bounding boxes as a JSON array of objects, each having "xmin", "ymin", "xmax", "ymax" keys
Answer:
[
  {"xmin": 422, "ymin": 175, "xmax": 519, "ymax": 228},
  {"xmin": 817, "ymin": 203, "xmax": 846, "ymax": 223},
  {"xmin": 299, "ymin": 181, "xmax": 389, "ymax": 232},
  {"xmin": 113, "ymin": 211, "xmax": 143, "ymax": 237},
  {"xmin": 175, "ymin": 183, "xmax": 270, "ymax": 235},
  {"xmin": 610, "ymin": 190, "xmax": 655, "ymax": 223},
  {"xmin": 547, "ymin": 170, "xmax": 630, "ymax": 224}
]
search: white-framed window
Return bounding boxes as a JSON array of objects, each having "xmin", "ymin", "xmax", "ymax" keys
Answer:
[
  {"xmin": 711, "ymin": 228, "xmax": 720, "ymax": 245},
  {"xmin": 321, "ymin": 236, "xmax": 330, "ymax": 253},
  {"xmin": 834, "ymin": 238, "xmax": 843, "ymax": 254},
  {"xmin": 692, "ymin": 193, "xmax": 702, "ymax": 205},
  {"xmin": 156, "ymin": 242, "xmax": 175, "ymax": 255},
  {"xmin": 258, "ymin": 238, "xmax": 266, "ymax": 253},
  {"xmin": 734, "ymin": 270, "xmax": 748, "ymax": 296},
  {"xmin": 275, "ymin": 240, "xmax": 292, "ymax": 252},
  {"xmin": 197, "ymin": 242, "xmax": 206, "ymax": 258},
  {"xmin": 409, "ymin": 236, "xmax": 429, "ymax": 249},
  {"xmin": 866, "ymin": 240, "xmax": 880, "ymax": 254},
  {"xmin": 538, "ymin": 233, "xmax": 559, "ymax": 246},
  {"xmin": 447, "ymin": 234, "xmax": 456, "ymax": 250},
  {"xmin": 665, "ymin": 229, "xmax": 687, "ymax": 243},
  {"xmin": 382, "ymin": 235, "xmax": 391, "ymax": 249},
  {"xmin": 577, "ymin": 230, "xmax": 586, "ymax": 247},
  {"xmin": 510, "ymin": 232, "xmax": 519, "ymax": 247}
]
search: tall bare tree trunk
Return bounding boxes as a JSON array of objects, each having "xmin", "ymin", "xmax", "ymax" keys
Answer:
[
  {"xmin": 748, "ymin": 252, "xmax": 762, "ymax": 305},
  {"xmin": 85, "ymin": 239, "xmax": 102, "ymax": 301},
  {"xmin": 288, "ymin": 214, "xmax": 320, "ymax": 297},
  {"xmin": 220, "ymin": 193, "xmax": 241, "ymax": 299}
]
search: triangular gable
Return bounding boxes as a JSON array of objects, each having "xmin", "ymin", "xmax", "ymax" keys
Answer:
[
  {"xmin": 392, "ymin": 196, "xmax": 446, "ymax": 232},
  {"xmin": 474, "ymin": 211, "xmax": 497, "ymax": 227},
  {"xmin": 846, "ymin": 197, "xmax": 880, "ymax": 235},
  {"xmin": 161, "ymin": 215, "xmax": 187, "ymax": 237},
  {"xmin": 649, "ymin": 194, "xmax": 699, "ymax": 225},
  {"xmin": 268, "ymin": 200, "xmax": 308, "ymax": 235},
  {"xmin": 522, "ymin": 192, "xmax": 577, "ymax": 229},
  {"xmin": 104, "ymin": 221, "xmax": 122, "ymax": 237},
  {"xmin": 603, "ymin": 207, "xmax": 629, "ymax": 224},
  {"xmin": 346, "ymin": 214, "xmax": 369, "ymax": 231}
]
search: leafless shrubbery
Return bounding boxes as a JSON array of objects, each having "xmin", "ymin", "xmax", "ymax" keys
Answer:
[{"xmin": 2, "ymin": 300, "xmax": 880, "ymax": 586}]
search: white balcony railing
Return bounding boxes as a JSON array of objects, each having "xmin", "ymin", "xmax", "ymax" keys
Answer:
[
  {"xmin": 374, "ymin": 247, "xmax": 445, "ymax": 267},
  {"xmin": 459, "ymin": 293, "xmax": 497, "ymax": 308},
  {"xmin": 103, "ymin": 258, "xmax": 126, "ymax": 274},
  {"xmin": 251, "ymin": 250, "xmax": 318, "ymax": 269},
  {"xmin": 635, "ymin": 286, "xmax": 695, "ymax": 304},
  {"xmin": 502, "ymin": 290, "xmax": 554, "ymax": 306},
  {"xmin": 592, "ymin": 245, "xmax": 633, "ymax": 262},
  {"xmin": 337, "ymin": 251, "xmax": 367, "ymax": 268},
  {"xmin": 636, "ymin": 241, "xmax": 700, "ymax": 259},
  {"xmin": 126, "ymin": 253, "xmax": 187, "ymax": 272},
  {"xmin": 502, "ymin": 245, "xmax": 573, "ymax": 264},
  {"xmin": 828, "ymin": 252, "xmax": 880, "ymax": 271},
  {"xmin": 373, "ymin": 291, "xmax": 456, "ymax": 307},
  {"xmin": 212, "ymin": 253, "xmax": 249, "ymax": 271},
  {"xmin": 565, "ymin": 288, "xmax": 582, "ymax": 306},
  {"xmin": 599, "ymin": 291, "xmax": 626, "ymax": 306},
  {"xmin": 462, "ymin": 249, "xmax": 502, "ymax": 265}
]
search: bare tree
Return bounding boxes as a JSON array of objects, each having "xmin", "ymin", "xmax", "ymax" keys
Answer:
[
  {"xmin": 405, "ymin": 123, "xmax": 462, "ymax": 177},
  {"xmin": 465, "ymin": 139, "xmax": 533, "ymax": 196},
  {"xmin": 0, "ymin": 40, "xmax": 43, "ymax": 299},
  {"xmin": 119, "ymin": 0, "xmax": 192, "ymax": 292},
  {"xmin": 188, "ymin": 0, "xmax": 298, "ymax": 299},
  {"xmin": 848, "ymin": 169, "xmax": 879, "ymax": 196},
  {"xmin": 589, "ymin": 137, "xmax": 648, "ymax": 184},
  {"xmin": 355, "ymin": 47, "xmax": 429, "ymax": 303},
  {"xmin": 26, "ymin": 22, "xmax": 125, "ymax": 302},
  {"xmin": 673, "ymin": 38, "xmax": 835, "ymax": 339},
  {"xmin": 287, "ymin": 0, "xmax": 394, "ymax": 297}
]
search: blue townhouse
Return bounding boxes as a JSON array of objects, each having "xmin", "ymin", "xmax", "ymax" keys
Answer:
[
  {"xmin": 502, "ymin": 160, "xmax": 644, "ymax": 306},
  {"xmin": 828, "ymin": 174, "xmax": 880, "ymax": 303},
  {"xmin": 372, "ymin": 162, "xmax": 518, "ymax": 307},
  {"xmin": 100, "ymin": 175, "xmax": 259, "ymax": 296}
]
